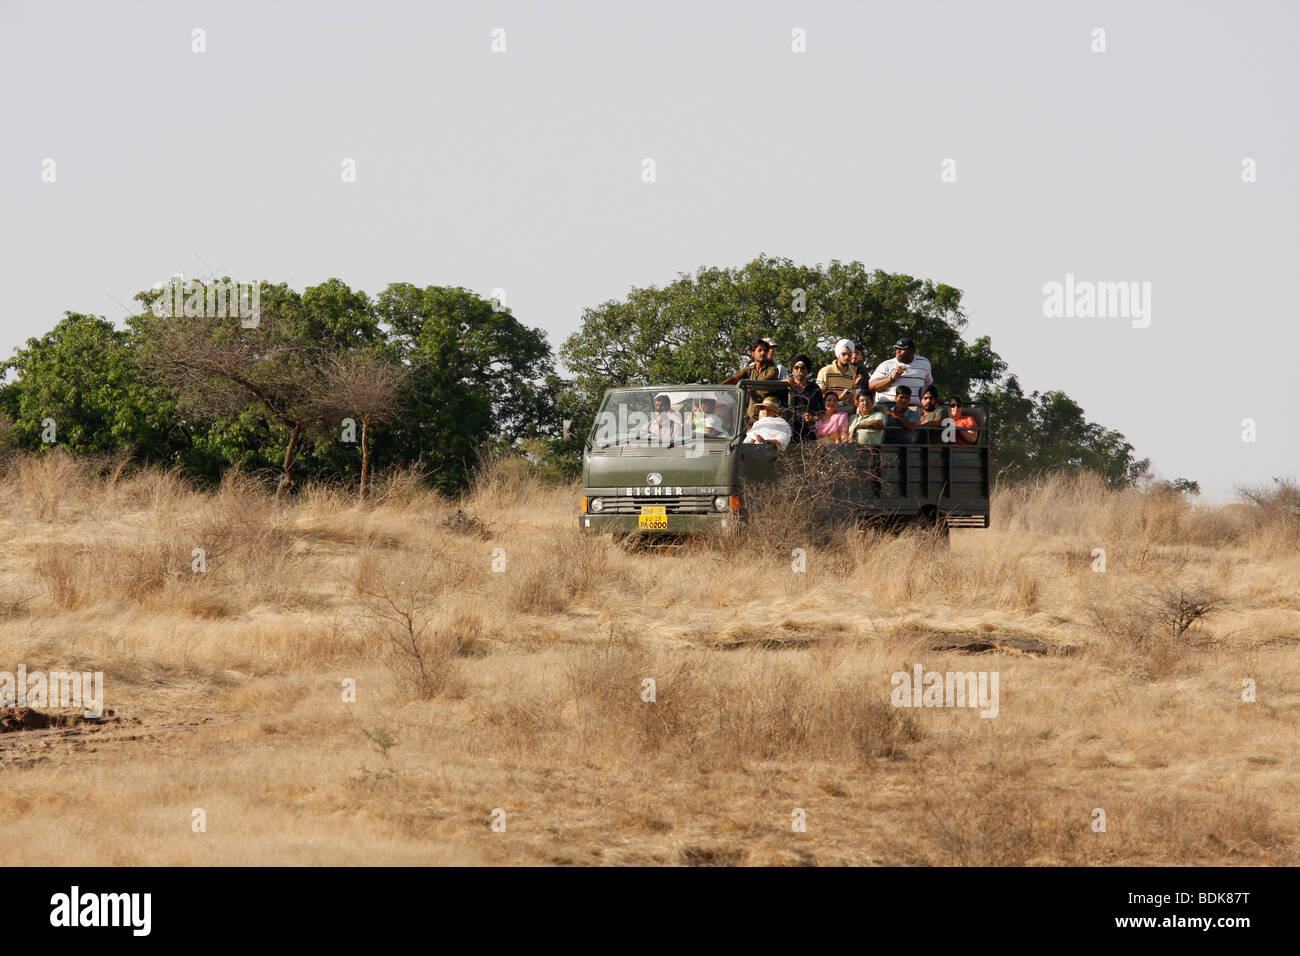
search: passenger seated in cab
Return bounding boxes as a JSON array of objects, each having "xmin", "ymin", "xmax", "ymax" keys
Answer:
[
  {"xmin": 743, "ymin": 397, "xmax": 792, "ymax": 451},
  {"xmin": 691, "ymin": 396, "xmax": 730, "ymax": 438},
  {"xmin": 632, "ymin": 392, "xmax": 683, "ymax": 445}
]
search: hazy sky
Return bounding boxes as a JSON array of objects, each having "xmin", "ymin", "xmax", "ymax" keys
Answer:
[{"xmin": 2, "ymin": 1, "xmax": 1296, "ymax": 498}]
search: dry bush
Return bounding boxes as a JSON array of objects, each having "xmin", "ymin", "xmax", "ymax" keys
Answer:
[
  {"xmin": 1234, "ymin": 477, "xmax": 1300, "ymax": 548},
  {"xmin": 11, "ymin": 449, "xmax": 92, "ymax": 522},
  {"xmin": 912, "ymin": 775, "xmax": 1086, "ymax": 865},
  {"xmin": 111, "ymin": 464, "xmax": 195, "ymax": 514},
  {"xmin": 296, "ymin": 481, "xmax": 355, "ymax": 516},
  {"xmin": 353, "ymin": 546, "xmax": 481, "ymax": 698},
  {"xmin": 32, "ymin": 530, "xmax": 195, "ymax": 611},
  {"xmin": 1122, "ymin": 790, "xmax": 1287, "ymax": 863},
  {"xmin": 1080, "ymin": 575, "xmax": 1222, "ymax": 680},
  {"xmin": 733, "ymin": 443, "xmax": 873, "ymax": 554},
  {"xmin": 484, "ymin": 637, "xmax": 922, "ymax": 768},
  {"xmin": 366, "ymin": 465, "xmax": 434, "ymax": 510},
  {"xmin": 466, "ymin": 454, "xmax": 553, "ymax": 513},
  {"xmin": 503, "ymin": 531, "xmax": 619, "ymax": 613}
]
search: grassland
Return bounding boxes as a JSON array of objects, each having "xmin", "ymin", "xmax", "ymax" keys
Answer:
[{"xmin": 0, "ymin": 451, "xmax": 1296, "ymax": 865}]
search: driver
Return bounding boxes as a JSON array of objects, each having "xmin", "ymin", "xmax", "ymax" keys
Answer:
[{"xmin": 640, "ymin": 392, "xmax": 683, "ymax": 444}]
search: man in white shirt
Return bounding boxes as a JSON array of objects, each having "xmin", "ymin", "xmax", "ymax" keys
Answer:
[
  {"xmin": 743, "ymin": 397, "xmax": 792, "ymax": 451},
  {"xmin": 869, "ymin": 337, "xmax": 933, "ymax": 410}
]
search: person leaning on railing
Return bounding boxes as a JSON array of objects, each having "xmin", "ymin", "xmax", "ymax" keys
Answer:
[
  {"xmin": 945, "ymin": 397, "xmax": 979, "ymax": 445},
  {"xmin": 722, "ymin": 338, "xmax": 780, "ymax": 419},
  {"xmin": 882, "ymin": 386, "xmax": 920, "ymax": 444},
  {"xmin": 784, "ymin": 353, "xmax": 825, "ymax": 443},
  {"xmin": 848, "ymin": 390, "xmax": 886, "ymax": 445}
]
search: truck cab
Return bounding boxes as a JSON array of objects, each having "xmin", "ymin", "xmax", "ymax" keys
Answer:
[{"xmin": 578, "ymin": 381, "xmax": 990, "ymax": 536}]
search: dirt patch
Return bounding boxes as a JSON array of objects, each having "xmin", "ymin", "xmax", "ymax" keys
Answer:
[
  {"xmin": 921, "ymin": 632, "xmax": 1078, "ymax": 656},
  {"xmin": 0, "ymin": 706, "xmax": 130, "ymax": 733},
  {"xmin": 714, "ymin": 633, "xmax": 823, "ymax": 651}
]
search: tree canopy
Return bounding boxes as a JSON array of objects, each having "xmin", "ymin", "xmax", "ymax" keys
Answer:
[
  {"xmin": 0, "ymin": 261, "xmax": 1155, "ymax": 492},
  {"xmin": 561, "ymin": 256, "xmax": 1149, "ymax": 487}
]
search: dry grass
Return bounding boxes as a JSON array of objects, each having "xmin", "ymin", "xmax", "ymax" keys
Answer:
[{"xmin": 0, "ymin": 452, "xmax": 1296, "ymax": 866}]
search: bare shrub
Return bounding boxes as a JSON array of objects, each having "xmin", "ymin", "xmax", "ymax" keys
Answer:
[
  {"xmin": 730, "ymin": 443, "xmax": 872, "ymax": 555},
  {"xmin": 1125, "ymin": 790, "xmax": 1287, "ymax": 863},
  {"xmin": 1082, "ymin": 574, "xmax": 1221, "ymax": 681},
  {"xmin": 550, "ymin": 640, "xmax": 921, "ymax": 767},
  {"xmin": 353, "ymin": 547, "xmax": 471, "ymax": 698},
  {"xmin": 1234, "ymin": 477, "xmax": 1300, "ymax": 547},
  {"xmin": 1140, "ymin": 581, "xmax": 1223, "ymax": 639},
  {"xmin": 913, "ymin": 775, "xmax": 1085, "ymax": 865},
  {"xmin": 505, "ymin": 531, "xmax": 617, "ymax": 613}
]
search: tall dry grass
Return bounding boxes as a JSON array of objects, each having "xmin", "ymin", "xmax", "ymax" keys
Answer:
[{"xmin": 0, "ymin": 452, "xmax": 1296, "ymax": 866}]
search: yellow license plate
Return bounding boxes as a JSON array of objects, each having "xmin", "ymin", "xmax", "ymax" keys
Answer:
[{"xmin": 638, "ymin": 506, "xmax": 668, "ymax": 530}]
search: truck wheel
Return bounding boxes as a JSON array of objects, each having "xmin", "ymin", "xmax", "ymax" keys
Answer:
[{"xmin": 914, "ymin": 511, "xmax": 950, "ymax": 548}]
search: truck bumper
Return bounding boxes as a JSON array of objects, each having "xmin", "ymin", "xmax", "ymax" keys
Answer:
[{"xmin": 578, "ymin": 513, "xmax": 735, "ymax": 534}]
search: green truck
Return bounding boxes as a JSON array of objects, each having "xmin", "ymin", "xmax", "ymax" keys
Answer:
[{"xmin": 579, "ymin": 380, "xmax": 990, "ymax": 537}]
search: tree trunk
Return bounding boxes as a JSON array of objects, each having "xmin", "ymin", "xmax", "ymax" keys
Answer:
[
  {"xmin": 359, "ymin": 417, "xmax": 370, "ymax": 500},
  {"xmin": 278, "ymin": 421, "xmax": 304, "ymax": 498}
]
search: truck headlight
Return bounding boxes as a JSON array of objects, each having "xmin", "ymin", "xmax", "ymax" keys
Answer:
[
  {"xmin": 589, "ymin": 497, "xmax": 604, "ymax": 513},
  {"xmin": 713, "ymin": 496, "xmax": 728, "ymax": 512}
]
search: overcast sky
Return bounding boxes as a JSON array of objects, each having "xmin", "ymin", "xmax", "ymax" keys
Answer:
[{"xmin": 2, "ymin": 0, "xmax": 1295, "ymax": 499}]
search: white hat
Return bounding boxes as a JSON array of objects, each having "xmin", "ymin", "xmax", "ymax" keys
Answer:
[{"xmin": 835, "ymin": 338, "xmax": 854, "ymax": 355}]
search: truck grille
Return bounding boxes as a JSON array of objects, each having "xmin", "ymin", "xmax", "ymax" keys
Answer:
[{"xmin": 600, "ymin": 495, "xmax": 717, "ymax": 515}]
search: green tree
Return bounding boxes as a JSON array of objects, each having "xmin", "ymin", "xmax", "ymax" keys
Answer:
[
  {"xmin": 562, "ymin": 256, "xmax": 1149, "ymax": 487},
  {"xmin": 376, "ymin": 284, "xmax": 559, "ymax": 494},
  {"xmin": 561, "ymin": 256, "xmax": 1006, "ymax": 430},
  {"xmin": 0, "ymin": 312, "xmax": 181, "ymax": 459},
  {"xmin": 979, "ymin": 376, "xmax": 1150, "ymax": 487},
  {"xmin": 131, "ymin": 279, "xmax": 381, "ymax": 492}
]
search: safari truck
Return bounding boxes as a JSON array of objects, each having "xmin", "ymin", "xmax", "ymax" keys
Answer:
[{"xmin": 578, "ymin": 380, "xmax": 990, "ymax": 538}]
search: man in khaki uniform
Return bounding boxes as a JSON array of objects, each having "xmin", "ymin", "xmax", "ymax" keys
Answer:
[{"xmin": 722, "ymin": 338, "xmax": 780, "ymax": 419}]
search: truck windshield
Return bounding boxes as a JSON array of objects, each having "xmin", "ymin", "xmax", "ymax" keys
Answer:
[{"xmin": 592, "ymin": 389, "xmax": 739, "ymax": 448}]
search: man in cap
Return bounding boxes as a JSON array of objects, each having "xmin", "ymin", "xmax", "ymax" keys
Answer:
[
  {"xmin": 816, "ymin": 339, "xmax": 859, "ymax": 407},
  {"xmin": 742, "ymin": 397, "xmax": 792, "ymax": 451},
  {"xmin": 869, "ymin": 337, "xmax": 933, "ymax": 412}
]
